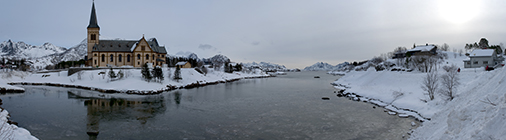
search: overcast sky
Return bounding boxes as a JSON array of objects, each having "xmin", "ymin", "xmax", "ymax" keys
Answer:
[{"xmin": 2, "ymin": 0, "xmax": 506, "ymax": 68}]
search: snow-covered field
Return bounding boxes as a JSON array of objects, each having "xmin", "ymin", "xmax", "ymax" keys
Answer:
[
  {"xmin": 333, "ymin": 52, "xmax": 506, "ymax": 139},
  {"xmin": 0, "ymin": 67, "xmax": 267, "ymax": 140}
]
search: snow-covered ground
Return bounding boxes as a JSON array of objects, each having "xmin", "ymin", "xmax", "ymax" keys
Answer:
[
  {"xmin": 333, "ymin": 51, "xmax": 506, "ymax": 139},
  {"xmin": 2, "ymin": 68, "xmax": 267, "ymax": 94},
  {"xmin": 0, "ymin": 67, "xmax": 267, "ymax": 139},
  {"xmin": 0, "ymin": 109, "xmax": 38, "ymax": 140}
]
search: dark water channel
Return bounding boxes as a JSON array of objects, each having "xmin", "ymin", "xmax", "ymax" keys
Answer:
[{"xmin": 2, "ymin": 71, "xmax": 416, "ymax": 140}]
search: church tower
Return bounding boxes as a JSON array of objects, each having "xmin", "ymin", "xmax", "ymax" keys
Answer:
[{"xmin": 87, "ymin": 1, "xmax": 100, "ymax": 63}]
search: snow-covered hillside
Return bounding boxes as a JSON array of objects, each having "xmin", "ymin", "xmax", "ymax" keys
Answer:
[
  {"xmin": 202, "ymin": 54, "xmax": 231, "ymax": 65},
  {"xmin": 29, "ymin": 39, "xmax": 87, "ymax": 70},
  {"xmin": 304, "ymin": 62, "xmax": 349, "ymax": 71},
  {"xmin": 0, "ymin": 40, "xmax": 67, "ymax": 58},
  {"xmin": 332, "ymin": 51, "xmax": 506, "ymax": 139}
]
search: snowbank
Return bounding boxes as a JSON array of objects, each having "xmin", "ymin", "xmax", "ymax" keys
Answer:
[
  {"xmin": 332, "ymin": 51, "xmax": 506, "ymax": 139},
  {"xmin": 0, "ymin": 108, "xmax": 38, "ymax": 140}
]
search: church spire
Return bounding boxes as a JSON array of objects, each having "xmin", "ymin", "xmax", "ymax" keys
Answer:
[{"xmin": 87, "ymin": 1, "xmax": 100, "ymax": 29}]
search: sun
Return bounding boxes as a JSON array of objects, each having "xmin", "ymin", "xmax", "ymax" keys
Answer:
[{"xmin": 438, "ymin": 0, "xmax": 481, "ymax": 24}]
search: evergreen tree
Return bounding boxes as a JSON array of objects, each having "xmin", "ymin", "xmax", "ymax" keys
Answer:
[
  {"xmin": 117, "ymin": 70, "xmax": 124, "ymax": 79},
  {"xmin": 174, "ymin": 66, "xmax": 182, "ymax": 81},
  {"xmin": 141, "ymin": 63, "xmax": 152, "ymax": 82},
  {"xmin": 152, "ymin": 67, "xmax": 164, "ymax": 82},
  {"xmin": 108, "ymin": 68, "xmax": 117, "ymax": 79}
]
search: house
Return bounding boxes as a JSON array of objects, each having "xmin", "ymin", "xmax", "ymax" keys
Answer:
[
  {"xmin": 463, "ymin": 49, "xmax": 504, "ymax": 68},
  {"xmin": 86, "ymin": 2, "xmax": 167, "ymax": 68},
  {"xmin": 175, "ymin": 62, "xmax": 192, "ymax": 68},
  {"xmin": 406, "ymin": 44, "xmax": 437, "ymax": 57}
]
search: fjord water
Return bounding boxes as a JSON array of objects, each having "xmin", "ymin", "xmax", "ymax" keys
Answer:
[{"xmin": 2, "ymin": 71, "xmax": 415, "ymax": 139}]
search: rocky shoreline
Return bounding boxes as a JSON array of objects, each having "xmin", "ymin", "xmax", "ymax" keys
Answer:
[{"xmin": 8, "ymin": 75, "xmax": 272, "ymax": 95}]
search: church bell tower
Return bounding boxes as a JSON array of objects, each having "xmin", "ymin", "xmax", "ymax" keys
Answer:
[{"xmin": 87, "ymin": 1, "xmax": 100, "ymax": 64}]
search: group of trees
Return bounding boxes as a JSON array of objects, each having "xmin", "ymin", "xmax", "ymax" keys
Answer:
[
  {"xmin": 141, "ymin": 63, "xmax": 165, "ymax": 82},
  {"xmin": 422, "ymin": 65, "xmax": 460, "ymax": 101},
  {"xmin": 465, "ymin": 38, "xmax": 503, "ymax": 54},
  {"xmin": 166, "ymin": 57, "xmax": 201, "ymax": 68},
  {"xmin": 141, "ymin": 63, "xmax": 182, "ymax": 82},
  {"xmin": 223, "ymin": 62, "xmax": 243, "ymax": 73}
]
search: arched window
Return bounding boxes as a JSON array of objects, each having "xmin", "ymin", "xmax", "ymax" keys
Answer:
[
  {"xmin": 146, "ymin": 54, "xmax": 149, "ymax": 60},
  {"xmin": 127, "ymin": 55, "xmax": 130, "ymax": 62},
  {"xmin": 101, "ymin": 54, "xmax": 105, "ymax": 62},
  {"xmin": 110, "ymin": 54, "xmax": 114, "ymax": 62},
  {"xmin": 118, "ymin": 54, "xmax": 122, "ymax": 62},
  {"xmin": 137, "ymin": 54, "xmax": 141, "ymax": 59}
]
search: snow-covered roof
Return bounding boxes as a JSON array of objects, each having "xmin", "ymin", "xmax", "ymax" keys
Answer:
[
  {"xmin": 463, "ymin": 57, "xmax": 470, "ymax": 61},
  {"xmin": 469, "ymin": 49, "xmax": 494, "ymax": 57},
  {"xmin": 175, "ymin": 61, "xmax": 188, "ymax": 66},
  {"xmin": 407, "ymin": 45, "xmax": 436, "ymax": 52}
]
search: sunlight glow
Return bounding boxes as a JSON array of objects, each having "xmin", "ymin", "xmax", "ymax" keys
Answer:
[{"xmin": 438, "ymin": 0, "xmax": 481, "ymax": 24}]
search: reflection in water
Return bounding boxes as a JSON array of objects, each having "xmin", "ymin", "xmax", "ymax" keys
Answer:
[
  {"xmin": 67, "ymin": 91, "xmax": 166, "ymax": 139},
  {"xmin": 174, "ymin": 91, "xmax": 181, "ymax": 104}
]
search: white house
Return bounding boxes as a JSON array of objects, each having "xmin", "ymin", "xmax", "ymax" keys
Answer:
[{"xmin": 463, "ymin": 49, "xmax": 504, "ymax": 68}]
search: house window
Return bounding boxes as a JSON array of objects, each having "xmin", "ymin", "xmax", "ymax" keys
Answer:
[
  {"xmin": 91, "ymin": 34, "xmax": 96, "ymax": 40},
  {"xmin": 466, "ymin": 62, "xmax": 470, "ymax": 65},
  {"xmin": 137, "ymin": 54, "xmax": 141, "ymax": 59},
  {"xmin": 110, "ymin": 54, "xmax": 114, "ymax": 62},
  {"xmin": 473, "ymin": 61, "xmax": 478, "ymax": 65},
  {"xmin": 101, "ymin": 54, "xmax": 105, "ymax": 62},
  {"xmin": 119, "ymin": 54, "xmax": 122, "ymax": 62},
  {"xmin": 141, "ymin": 46, "xmax": 145, "ymax": 51},
  {"xmin": 127, "ymin": 55, "xmax": 130, "ymax": 62},
  {"xmin": 146, "ymin": 54, "xmax": 149, "ymax": 60},
  {"xmin": 483, "ymin": 61, "xmax": 488, "ymax": 64}
]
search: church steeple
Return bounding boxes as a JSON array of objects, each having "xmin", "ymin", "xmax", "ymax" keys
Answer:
[{"xmin": 87, "ymin": 1, "xmax": 100, "ymax": 29}]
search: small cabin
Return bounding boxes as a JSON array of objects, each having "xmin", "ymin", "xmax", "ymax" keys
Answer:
[{"xmin": 175, "ymin": 61, "xmax": 192, "ymax": 68}]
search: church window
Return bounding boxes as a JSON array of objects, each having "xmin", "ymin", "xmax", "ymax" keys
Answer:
[
  {"xmin": 101, "ymin": 54, "xmax": 105, "ymax": 62},
  {"xmin": 141, "ymin": 46, "xmax": 145, "ymax": 51},
  {"xmin": 162, "ymin": 55, "xmax": 164, "ymax": 58},
  {"xmin": 137, "ymin": 54, "xmax": 141, "ymax": 59},
  {"xmin": 153, "ymin": 55, "xmax": 155, "ymax": 60},
  {"xmin": 110, "ymin": 54, "xmax": 114, "ymax": 62},
  {"xmin": 127, "ymin": 55, "xmax": 130, "ymax": 62},
  {"xmin": 94, "ymin": 60, "xmax": 97, "ymax": 65},
  {"xmin": 110, "ymin": 45, "xmax": 113, "ymax": 47},
  {"xmin": 119, "ymin": 54, "xmax": 122, "ymax": 62},
  {"xmin": 91, "ymin": 34, "xmax": 96, "ymax": 40},
  {"xmin": 94, "ymin": 54, "xmax": 97, "ymax": 56},
  {"xmin": 118, "ymin": 45, "xmax": 121, "ymax": 47},
  {"xmin": 146, "ymin": 54, "xmax": 149, "ymax": 60}
]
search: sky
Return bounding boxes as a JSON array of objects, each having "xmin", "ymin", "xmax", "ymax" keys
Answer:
[{"xmin": 2, "ymin": 0, "xmax": 506, "ymax": 69}]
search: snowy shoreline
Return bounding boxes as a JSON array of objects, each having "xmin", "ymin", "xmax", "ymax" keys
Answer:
[
  {"xmin": 7, "ymin": 75, "xmax": 271, "ymax": 95},
  {"xmin": 0, "ymin": 68, "xmax": 270, "ymax": 95}
]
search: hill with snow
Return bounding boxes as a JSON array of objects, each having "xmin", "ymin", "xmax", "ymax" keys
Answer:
[
  {"xmin": 242, "ymin": 62, "xmax": 287, "ymax": 70},
  {"xmin": 303, "ymin": 62, "xmax": 350, "ymax": 71}
]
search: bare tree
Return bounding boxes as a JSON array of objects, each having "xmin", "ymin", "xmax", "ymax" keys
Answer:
[
  {"xmin": 441, "ymin": 43, "xmax": 450, "ymax": 51},
  {"xmin": 440, "ymin": 65, "xmax": 460, "ymax": 101},
  {"xmin": 458, "ymin": 49, "xmax": 463, "ymax": 56},
  {"xmin": 421, "ymin": 71, "xmax": 438, "ymax": 100}
]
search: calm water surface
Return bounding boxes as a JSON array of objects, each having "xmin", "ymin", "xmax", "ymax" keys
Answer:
[{"xmin": 2, "ymin": 71, "xmax": 416, "ymax": 140}]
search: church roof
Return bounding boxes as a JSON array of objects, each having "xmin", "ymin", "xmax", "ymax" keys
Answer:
[
  {"xmin": 92, "ymin": 38, "xmax": 167, "ymax": 54},
  {"xmin": 87, "ymin": 2, "xmax": 100, "ymax": 29}
]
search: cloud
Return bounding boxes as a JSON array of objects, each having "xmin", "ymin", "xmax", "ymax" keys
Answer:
[
  {"xmin": 198, "ymin": 44, "xmax": 214, "ymax": 50},
  {"xmin": 251, "ymin": 41, "xmax": 260, "ymax": 46}
]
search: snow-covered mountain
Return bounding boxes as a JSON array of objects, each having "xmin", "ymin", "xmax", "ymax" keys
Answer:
[
  {"xmin": 0, "ymin": 40, "xmax": 67, "ymax": 58},
  {"xmin": 170, "ymin": 51, "xmax": 199, "ymax": 60},
  {"xmin": 303, "ymin": 62, "xmax": 350, "ymax": 71},
  {"xmin": 0, "ymin": 39, "xmax": 88, "ymax": 70},
  {"xmin": 202, "ymin": 54, "xmax": 230, "ymax": 65},
  {"xmin": 243, "ymin": 62, "xmax": 286, "ymax": 70}
]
